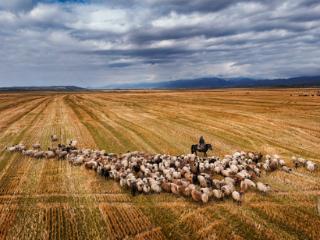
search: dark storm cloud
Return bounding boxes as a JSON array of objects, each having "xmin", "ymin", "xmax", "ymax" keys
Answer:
[
  {"xmin": 297, "ymin": 0, "xmax": 320, "ymax": 7},
  {"xmin": 0, "ymin": 1, "xmax": 35, "ymax": 11},
  {"xmin": 0, "ymin": 0, "xmax": 319, "ymax": 87},
  {"xmin": 142, "ymin": 0, "xmax": 279, "ymax": 14},
  {"xmin": 129, "ymin": 26, "xmax": 238, "ymax": 45},
  {"xmin": 90, "ymin": 46, "xmax": 195, "ymax": 63},
  {"xmin": 287, "ymin": 13, "xmax": 320, "ymax": 22},
  {"xmin": 150, "ymin": 0, "xmax": 240, "ymax": 14}
]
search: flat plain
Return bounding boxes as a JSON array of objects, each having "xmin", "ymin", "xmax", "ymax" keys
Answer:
[{"xmin": 0, "ymin": 88, "xmax": 319, "ymax": 240}]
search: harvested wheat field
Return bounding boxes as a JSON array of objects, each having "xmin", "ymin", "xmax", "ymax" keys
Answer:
[{"xmin": 0, "ymin": 88, "xmax": 319, "ymax": 240}]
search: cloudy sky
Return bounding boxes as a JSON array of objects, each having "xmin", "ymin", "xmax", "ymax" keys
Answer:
[{"xmin": 0, "ymin": 0, "xmax": 319, "ymax": 87}]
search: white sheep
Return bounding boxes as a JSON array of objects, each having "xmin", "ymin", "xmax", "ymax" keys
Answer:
[
  {"xmin": 57, "ymin": 150, "xmax": 68, "ymax": 159},
  {"xmin": 256, "ymin": 182, "xmax": 271, "ymax": 194},
  {"xmin": 34, "ymin": 151, "xmax": 44, "ymax": 159},
  {"xmin": 69, "ymin": 140, "xmax": 78, "ymax": 148},
  {"xmin": 142, "ymin": 183, "xmax": 151, "ymax": 194},
  {"xmin": 197, "ymin": 175, "xmax": 207, "ymax": 188},
  {"xmin": 224, "ymin": 177, "xmax": 235, "ymax": 186},
  {"xmin": 120, "ymin": 177, "xmax": 127, "ymax": 188},
  {"xmin": 305, "ymin": 161, "xmax": 316, "ymax": 172},
  {"xmin": 281, "ymin": 166, "xmax": 292, "ymax": 173},
  {"xmin": 212, "ymin": 189, "xmax": 224, "ymax": 200},
  {"xmin": 231, "ymin": 191, "xmax": 242, "ymax": 204},
  {"xmin": 149, "ymin": 179, "xmax": 162, "ymax": 193},
  {"xmin": 230, "ymin": 164, "xmax": 239, "ymax": 174},
  {"xmin": 51, "ymin": 135, "xmax": 58, "ymax": 142},
  {"xmin": 173, "ymin": 171, "xmax": 181, "ymax": 179},
  {"xmin": 23, "ymin": 149, "xmax": 35, "ymax": 156},
  {"xmin": 74, "ymin": 155, "xmax": 84, "ymax": 165},
  {"xmin": 32, "ymin": 143, "xmax": 41, "ymax": 150},
  {"xmin": 170, "ymin": 183, "xmax": 180, "ymax": 195},
  {"xmin": 136, "ymin": 180, "xmax": 144, "ymax": 192},
  {"xmin": 183, "ymin": 184, "xmax": 196, "ymax": 197},
  {"xmin": 221, "ymin": 184, "xmax": 235, "ymax": 196},
  {"xmin": 240, "ymin": 179, "xmax": 256, "ymax": 192},
  {"xmin": 45, "ymin": 150, "xmax": 55, "ymax": 159},
  {"xmin": 221, "ymin": 169, "xmax": 231, "ymax": 177},
  {"xmin": 279, "ymin": 159, "xmax": 286, "ymax": 166},
  {"xmin": 7, "ymin": 146, "xmax": 17, "ymax": 152},
  {"xmin": 85, "ymin": 160, "xmax": 98, "ymax": 169},
  {"xmin": 191, "ymin": 189, "xmax": 208, "ymax": 203}
]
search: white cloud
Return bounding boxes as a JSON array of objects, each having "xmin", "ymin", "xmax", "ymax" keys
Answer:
[
  {"xmin": 68, "ymin": 6, "xmax": 134, "ymax": 33},
  {"xmin": 28, "ymin": 3, "xmax": 63, "ymax": 22},
  {"xmin": 204, "ymin": 62, "xmax": 251, "ymax": 77},
  {"xmin": 0, "ymin": 10, "xmax": 17, "ymax": 23},
  {"xmin": 152, "ymin": 11, "xmax": 213, "ymax": 28}
]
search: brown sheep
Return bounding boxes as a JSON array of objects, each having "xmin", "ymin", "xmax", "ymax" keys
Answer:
[{"xmin": 160, "ymin": 181, "xmax": 172, "ymax": 193}]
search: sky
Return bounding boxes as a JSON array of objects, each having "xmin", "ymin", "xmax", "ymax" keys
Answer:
[{"xmin": 0, "ymin": 0, "xmax": 319, "ymax": 87}]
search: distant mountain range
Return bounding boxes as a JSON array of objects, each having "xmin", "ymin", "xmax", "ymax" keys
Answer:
[
  {"xmin": 102, "ymin": 76, "xmax": 320, "ymax": 89},
  {"xmin": 0, "ymin": 86, "xmax": 86, "ymax": 92},
  {"xmin": 1, "ymin": 76, "xmax": 319, "ymax": 91}
]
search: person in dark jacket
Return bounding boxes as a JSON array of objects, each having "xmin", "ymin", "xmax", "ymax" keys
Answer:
[{"xmin": 198, "ymin": 136, "xmax": 206, "ymax": 150}]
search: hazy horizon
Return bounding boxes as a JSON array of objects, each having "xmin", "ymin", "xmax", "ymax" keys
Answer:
[{"xmin": 1, "ymin": 0, "xmax": 320, "ymax": 87}]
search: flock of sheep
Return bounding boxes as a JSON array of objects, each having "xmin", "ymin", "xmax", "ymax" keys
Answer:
[{"xmin": 6, "ymin": 137, "xmax": 317, "ymax": 204}]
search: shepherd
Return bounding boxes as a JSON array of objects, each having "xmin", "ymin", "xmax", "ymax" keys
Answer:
[{"xmin": 191, "ymin": 136, "xmax": 213, "ymax": 157}]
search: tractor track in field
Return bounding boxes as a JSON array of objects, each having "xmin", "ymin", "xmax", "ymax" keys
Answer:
[
  {"xmin": 0, "ymin": 98, "xmax": 52, "ymax": 239},
  {"xmin": 0, "ymin": 96, "xmax": 44, "ymax": 112},
  {"xmin": 0, "ymin": 97, "xmax": 50, "ymax": 142},
  {"xmin": 0, "ymin": 98, "xmax": 51, "ymax": 175},
  {"xmin": 75, "ymin": 95, "xmax": 173, "ymax": 153},
  {"xmin": 64, "ymin": 95, "xmax": 129, "ymax": 151}
]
